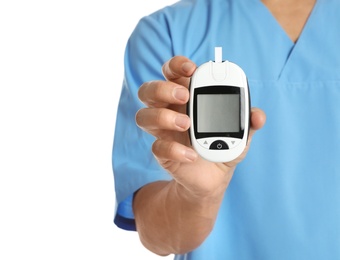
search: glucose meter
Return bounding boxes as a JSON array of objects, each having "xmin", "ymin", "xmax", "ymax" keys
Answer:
[{"xmin": 187, "ymin": 47, "xmax": 250, "ymax": 163}]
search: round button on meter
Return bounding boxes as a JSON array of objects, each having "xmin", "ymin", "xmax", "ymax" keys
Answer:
[{"xmin": 209, "ymin": 140, "xmax": 229, "ymax": 150}]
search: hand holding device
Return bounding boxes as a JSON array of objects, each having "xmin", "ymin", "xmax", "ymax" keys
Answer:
[{"xmin": 188, "ymin": 47, "xmax": 250, "ymax": 162}]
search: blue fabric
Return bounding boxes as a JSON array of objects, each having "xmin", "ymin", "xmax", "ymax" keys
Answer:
[{"xmin": 112, "ymin": 0, "xmax": 340, "ymax": 258}]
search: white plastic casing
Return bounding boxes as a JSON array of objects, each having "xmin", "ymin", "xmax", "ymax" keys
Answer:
[{"xmin": 188, "ymin": 59, "xmax": 250, "ymax": 163}]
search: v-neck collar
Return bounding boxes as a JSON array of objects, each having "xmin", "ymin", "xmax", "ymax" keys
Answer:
[
  {"xmin": 259, "ymin": 0, "xmax": 319, "ymax": 46},
  {"xmin": 255, "ymin": 0, "xmax": 320, "ymax": 80},
  {"xmin": 278, "ymin": 0, "xmax": 322, "ymax": 80}
]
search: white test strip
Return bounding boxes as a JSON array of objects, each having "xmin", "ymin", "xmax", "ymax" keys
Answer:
[{"xmin": 215, "ymin": 47, "xmax": 222, "ymax": 63}]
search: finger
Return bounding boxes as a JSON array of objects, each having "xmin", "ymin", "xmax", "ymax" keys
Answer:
[
  {"xmin": 138, "ymin": 80, "xmax": 189, "ymax": 108},
  {"xmin": 162, "ymin": 56, "xmax": 196, "ymax": 86},
  {"xmin": 250, "ymin": 107, "xmax": 266, "ymax": 130},
  {"xmin": 152, "ymin": 139, "xmax": 198, "ymax": 163},
  {"xmin": 136, "ymin": 107, "xmax": 191, "ymax": 132},
  {"xmin": 248, "ymin": 107, "xmax": 266, "ymax": 141}
]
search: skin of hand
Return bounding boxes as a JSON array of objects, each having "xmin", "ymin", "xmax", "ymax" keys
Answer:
[{"xmin": 134, "ymin": 56, "xmax": 266, "ymax": 255}]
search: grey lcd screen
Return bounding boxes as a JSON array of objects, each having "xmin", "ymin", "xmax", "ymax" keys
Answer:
[{"xmin": 197, "ymin": 94, "xmax": 240, "ymax": 133}]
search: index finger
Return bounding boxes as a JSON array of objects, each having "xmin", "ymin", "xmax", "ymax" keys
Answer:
[
  {"xmin": 162, "ymin": 56, "xmax": 197, "ymax": 86},
  {"xmin": 138, "ymin": 80, "xmax": 189, "ymax": 108}
]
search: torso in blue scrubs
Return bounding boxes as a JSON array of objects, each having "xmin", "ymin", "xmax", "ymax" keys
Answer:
[{"xmin": 112, "ymin": 0, "xmax": 340, "ymax": 259}]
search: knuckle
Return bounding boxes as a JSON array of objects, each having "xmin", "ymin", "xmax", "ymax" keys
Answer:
[
  {"xmin": 137, "ymin": 82, "xmax": 147, "ymax": 101},
  {"xmin": 153, "ymin": 83, "xmax": 165, "ymax": 101},
  {"xmin": 151, "ymin": 141, "xmax": 157, "ymax": 154},
  {"xmin": 166, "ymin": 142, "xmax": 177, "ymax": 157},
  {"xmin": 152, "ymin": 140, "xmax": 176, "ymax": 159},
  {"xmin": 138, "ymin": 81, "xmax": 157, "ymax": 104},
  {"xmin": 151, "ymin": 140, "xmax": 162, "ymax": 156},
  {"xmin": 138, "ymin": 81, "xmax": 169, "ymax": 107},
  {"xmin": 155, "ymin": 108, "xmax": 167, "ymax": 126},
  {"xmin": 135, "ymin": 109, "xmax": 145, "ymax": 127}
]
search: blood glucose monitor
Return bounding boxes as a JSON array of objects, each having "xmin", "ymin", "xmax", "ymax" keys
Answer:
[{"xmin": 187, "ymin": 47, "xmax": 250, "ymax": 162}]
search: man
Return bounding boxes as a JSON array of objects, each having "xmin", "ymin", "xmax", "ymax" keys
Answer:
[{"xmin": 113, "ymin": 0, "xmax": 340, "ymax": 258}]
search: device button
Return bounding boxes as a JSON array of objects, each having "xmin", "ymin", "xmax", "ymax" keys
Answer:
[{"xmin": 209, "ymin": 140, "xmax": 229, "ymax": 150}]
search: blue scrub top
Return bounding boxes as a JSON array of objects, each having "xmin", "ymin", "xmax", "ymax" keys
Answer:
[{"xmin": 112, "ymin": 0, "xmax": 340, "ymax": 259}]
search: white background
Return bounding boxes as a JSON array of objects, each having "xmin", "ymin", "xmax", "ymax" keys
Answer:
[{"xmin": 0, "ymin": 1, "xmax": 177, "ymax": 259}]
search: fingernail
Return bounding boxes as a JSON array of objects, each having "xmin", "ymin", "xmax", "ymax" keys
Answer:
[
  {"xmin": 173, "ymin": 88, "xmax": 188, "ymax": 102},
  {"xmin": 185, "ymin": 149, "xmax": 197, "ymax": 162},
  {"xmin": 182, "ymin": 62, "xmax": 194, "ymax": 73},
  {"xmin": 175, "ymin": 115, "xmax": 190, "ymax": 130}
]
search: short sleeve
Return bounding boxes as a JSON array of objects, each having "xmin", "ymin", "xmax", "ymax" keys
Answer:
[{"xmin": 112, "ymin": 12, "xmax": 174, "ymax": 230}]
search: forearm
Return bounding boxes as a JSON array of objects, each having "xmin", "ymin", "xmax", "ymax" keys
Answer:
[{"xmin": 133, "ymin": 179, "xmax": 228, "ymax": 256}]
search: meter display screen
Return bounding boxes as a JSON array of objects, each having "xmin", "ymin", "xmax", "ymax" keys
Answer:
[
  {"xmin": 193, "ymin": 86, "xmax": 244, "ymax": 139},
  {"xmin": 197, "ymin": 94, "xmax": 240, "ymax": 133}
]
